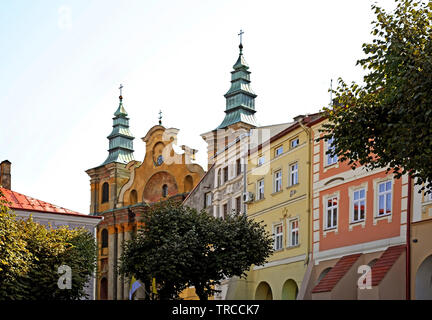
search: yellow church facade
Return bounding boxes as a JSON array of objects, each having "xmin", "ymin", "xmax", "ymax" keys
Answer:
[{"xmin": 235, "ymin": 114, "xmax": 319, "ymax": 300}]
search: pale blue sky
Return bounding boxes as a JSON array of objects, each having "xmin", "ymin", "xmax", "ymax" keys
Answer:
[{"xmin": 0, "ymin": 0, "xmax": 396, "ymax": 214}]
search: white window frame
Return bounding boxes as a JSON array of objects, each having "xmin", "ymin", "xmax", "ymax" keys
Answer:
[
  {"xmin": 273, "ymin": 223, "xmax": 283, "ymax": 251},
  {"xmin": 325, "ymin": 195, "xmax": 338, "ymax": 230},
  {"xmin": 290, "ymin": 137, "xmax": 299, "ymax": 149},
  {"xmin": 205, "ymin": 192, "xmax": 212, "ymax": 208},
  {"xmin": 274, "ymin": 170, "xmax": 282, "ymax": 193},
  {"xmin": 326, "ymin": 136, "xmax": 338, "ymax": 166},
  {"xmin": 352, "ymin": 188, "xmax": 366, "ymax": 223},
  {"xmin": 257, "ymin": 155, "xmax": 265, "ymax": 167},
  {"xmin": 287, "ymin": 217, "xmax": 299, "ymax": 247},
  {"xmin": 275, "ymin": 145, "xmax": 283, "ymax": 157},
  {"xmin": 377, "ymin": 180, "xmax": 392, "ymax": 217},
  {"xmin": 289, "ymin": 162, "xmax": 299, "ymax": 186},
  {"xmin": 257, "ymin": 179, "xmax": 265, "ymax": 200}
]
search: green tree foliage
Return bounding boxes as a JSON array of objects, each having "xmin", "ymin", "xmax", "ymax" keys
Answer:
[
  {"xmin": 0, "ymin": 190, "xmax": 31, "ymax": 297},
  {"xmin": 321, "ymin": 0, "xmax": 432, "ymax": 191},
  {"xmin": 0, "ymin": 190, "xmax": 97, "ymax": 300},
  {"xmin": 119, "ymin": 202, "xmax": 273, "ymax": 300}
]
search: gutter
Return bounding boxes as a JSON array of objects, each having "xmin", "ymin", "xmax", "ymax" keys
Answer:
[
  {"xmin": 406, "ymin": 175, "xmax": 412, "ymax": 300},
  {"xmin": 298, "ymin": 120, "xmax": 312, "ymax": 267}
]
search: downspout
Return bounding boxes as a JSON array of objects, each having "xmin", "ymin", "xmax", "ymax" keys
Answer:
[
  {"xmin": 406, "ymin": 175, "xmax": 412, "ymax": 300},
  {"xmin": 298, "ymin": 120, "xmax": 312, "ymax": 266}
]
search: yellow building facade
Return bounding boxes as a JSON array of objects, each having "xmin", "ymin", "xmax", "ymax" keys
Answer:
[{"xmin": 232, "ymin": 115, "xmax": 319, "ymax": 300}]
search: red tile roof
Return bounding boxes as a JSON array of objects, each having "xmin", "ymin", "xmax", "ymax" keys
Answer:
[
  {"xmin": 371, "ymin": 245, "xmax": 406, "ymax": 286},
  {"xmin": 312, "ymin": 253, "xmax": 362, "ymax": 293},
  {"xmin": 0, "ymin": 187, "xmax": 101, "ymax": 219}
]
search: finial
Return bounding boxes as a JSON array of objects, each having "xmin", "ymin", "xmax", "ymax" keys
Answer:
[
  {"xmin": 238, "ymin": 29, "xmax": 244, "ymax": 55},
  {"xmin": 329, "ymin": 79, "xmax": 333, "ymax": 106},
  {"xmin": 158, "ymin": 110, "xmax": 162, "ymax": 125},
  {"xmin": 119, "ymin": 84, "xmax": 123, "ymax": 100}
]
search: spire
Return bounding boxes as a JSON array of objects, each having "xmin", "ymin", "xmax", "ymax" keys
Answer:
[
  {"xmin": 102, "ymin": 85, "xmax": 135, "ymax": 165},
  {"xmin": 159, "ymin": 110, "xmax": 162, "ymax": 125},
  {"xmin": 217, "ymin": 30, "xmax": 258, "ymax": 130}
]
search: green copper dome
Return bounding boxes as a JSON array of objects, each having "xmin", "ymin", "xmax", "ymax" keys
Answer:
[
  {"xmin": 217, "ymin": 43, "xmax": 258, "ymax": 129},
  {"xmin": 102, "ymin": 95, "xmax": 135, "ymax": 165}
]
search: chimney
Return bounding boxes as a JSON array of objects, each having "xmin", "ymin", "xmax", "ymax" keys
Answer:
[{"xmin": 0, "ymin": 160, "xmax": 11, "ymax": 190}]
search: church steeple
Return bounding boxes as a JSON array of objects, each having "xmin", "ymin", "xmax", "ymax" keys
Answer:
[
  {"xmin": 217, "ymin": 30, "xmax": 258, "ymax": 129},
  {"xmin": 102, "ymin": 85, "xmax": 135, "ymax": 165}
]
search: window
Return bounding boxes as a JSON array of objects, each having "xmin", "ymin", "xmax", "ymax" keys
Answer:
[
  {"xmin": 223, "ymin": 166, "xmax": 229, "ymax": 183},
  {"xmin": 258, "ymin": 155, "xmax": 265, "ymax": 166},
  {"xmin": 326, "ymin": 136, "xmax": 338, "ymax": 166},
  {"xmin": 326, "ymin": 196, "xmax": 338, "ymax": 229},
  {"xmin": 223, "ymin": 203, "xmax": 228, "ymax": 218},
  {"xmin": 236, "ymin": 196, "xmax": 241, "ymax": 214},
  {"xmin": 353, "ymin": 188, "xmax": 366, "ymax": 222},
  {"xmin": 288, "ymin": 219, "xmax": 299, "ymax": 247},
  {"xmin": 236, "ymin": 159, "xmax": 241, "ymax": 176},
  {"xmin": 101, "ymin": 229, "xmax": 108, "ymax": 248},
  {"xmin": 290, "ymin": 138, "xmax": 299, "ymax": 149},
  {"xmin": 274, "ymin": 170, "xmax": 282, "ymax": 193},
  {"xmin": 275, "ymin": 146, "xmax": 283, "ymax": 157},
  {"xmin": 274, "ymin": 223, "xmax": 283, "ymax": 251},
  {"xmin": 426, "ymin": 188, "xmax": 432, "ymax": 201},
  {"xmin": 204, "ymin": 192, "xmax": 212, "ymax": 208},
  {"xmin": 289, "ymin": 163, "xmax": 299, "ymax": 186},
  {"xmin": 377, "ymin": 181, "xmax": 392, "ymax": 216},
  {"xmin": 101, "ymin": 182, "xmax": 109, "ymax": 203},
  {"xmin": 257, "ymin": 179, "xmax": 265, "ymax": 200},
  {"xmin": 217, "ymin": 169, "xmax": 221, "ymax": 187},
  {"xmin": 162, "ymin": 184, "xmax": 168, "ymax": 197}
]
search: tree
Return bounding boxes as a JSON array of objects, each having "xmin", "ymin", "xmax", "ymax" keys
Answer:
[
  {"xmin": 0, "ymin": 190, "xmax": 32, "ymax": 299},
  {"xmin": 321, "ymin": 0, "xmax": 432, "ymax": 191},
  {"xmin": 0, "ymin": 189, "xmax": 97, "ymax": 300},
  {"xmin": 13, "ymin": 220, "xmax": 97, "ymax": 300},
  {"xmin": 119, "ymin": 202, "xmax": 273, "ymax": 300}
]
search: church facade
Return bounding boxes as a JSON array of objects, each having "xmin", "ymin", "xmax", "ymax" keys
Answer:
[{"xmin": 86, "ymin": 92, "xmax": 205, "ymax": 300}]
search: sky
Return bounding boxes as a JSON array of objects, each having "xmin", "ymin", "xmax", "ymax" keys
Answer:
[{"xmin": 0, "ymin": 0, "xmax": 398, "ymax": 215}]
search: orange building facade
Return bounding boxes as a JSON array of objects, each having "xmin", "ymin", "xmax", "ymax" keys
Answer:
[{"xmin": 302, "ymin": 117, "xmax": 409, "ymax": 300}]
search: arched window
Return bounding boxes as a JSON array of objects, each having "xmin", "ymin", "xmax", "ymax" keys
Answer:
[
  {"xmin": 101, "ymin": 182, "xmax": 109, "ymax": 203},
  {"xmin": 162, "ymin": 184, "xmax": 168, "ymax": 198},
  {"xmin": 101, "ymin": 229, "xmax": 108, "ymax": 248},
  {"xmin": 316, "ymin": 267, "xmax": 332, "ymax": 285}
]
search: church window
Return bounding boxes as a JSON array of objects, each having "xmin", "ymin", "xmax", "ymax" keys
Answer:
[
  {"xmin": 162, "ymin": 184, "xmax": 168, "ymax": 198},
  {"xmin": 101, "ymin": 183, "xmax": 109, "ymax": 203},
  {"xmin": 101, "ymin": 229, "xmax": 108, "ymax": 248}
]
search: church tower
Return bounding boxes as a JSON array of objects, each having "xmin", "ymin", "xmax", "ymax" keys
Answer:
[
  {"xmin": 103, "ymin": 85, "xmax": 135, "ymax": 165},
  {"xmin": 217, "ymin": 33, "xmax": 258, "ymax": 130},
  {"xmin": 201, "ymin": 31, "xmax": 258, "ymax": 168},
  {"xmin": 86, "ymin": 86, "xmax": 136, "ymax": 214}
]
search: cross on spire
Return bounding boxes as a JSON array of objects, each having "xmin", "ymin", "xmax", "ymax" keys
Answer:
[
  {"xmin": 119, "ymin": 84, "xmax": 123, "ymax": 99},
  {"xmin": 238, "ymin": 29, "xmax": 244, "ymax": 44},
  {"xmin": 159, "ymin": 110, "xmax": 162, "ymax": 125}
]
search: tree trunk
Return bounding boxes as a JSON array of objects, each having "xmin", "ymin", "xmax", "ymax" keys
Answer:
[{"xmin": 194, "ymin": 284, "xmax": 208, "ymax": 301}]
